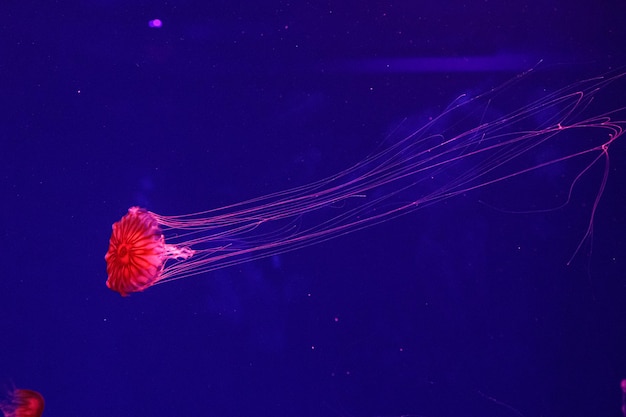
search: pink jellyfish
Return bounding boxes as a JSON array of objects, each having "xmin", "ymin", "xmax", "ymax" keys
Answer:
[{"xmin": 105, "ymin": 69, "xmax": 625, "ymax": 296}]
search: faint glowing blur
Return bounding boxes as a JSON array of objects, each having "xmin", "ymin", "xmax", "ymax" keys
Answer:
[{"xmin": 148, "ymin": 19, "xmax": 163, "ymax": 28}]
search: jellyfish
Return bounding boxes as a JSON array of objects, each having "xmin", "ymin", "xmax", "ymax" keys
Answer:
[
  {"xmin": 621, "ymin": 379, "xmax": 626, "ymax": 417},
  {"xmin": 105, "ymin": 69, "xmax": 625, "ymax": 296},
  {"xmin": 0, "ymin": 388, "xmax": 44, "ymax": 417}
]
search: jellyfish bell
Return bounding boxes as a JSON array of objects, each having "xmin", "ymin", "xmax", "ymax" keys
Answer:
[
  {"xmin": 105, "ymin": 207, "xmax": 194, "ymax": 296},
  {"xmin": 105, "ymin": 69, "xmax": 625, "ymax": 296}
]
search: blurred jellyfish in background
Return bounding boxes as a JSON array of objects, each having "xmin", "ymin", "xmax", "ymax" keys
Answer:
[{"xmin": 0, "ymin": 385, "xmax": 44, "ymax": 417}]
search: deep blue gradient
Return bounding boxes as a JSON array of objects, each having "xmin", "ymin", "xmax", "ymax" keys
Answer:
[{"xmin": 1, "ymin": 1, "xmax": 626, "ymax": 416}]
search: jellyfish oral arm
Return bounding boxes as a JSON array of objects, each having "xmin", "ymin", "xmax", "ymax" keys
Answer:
[{"xmin": 164, "ymin": 244, "xmax": 195, "ymax": 261}]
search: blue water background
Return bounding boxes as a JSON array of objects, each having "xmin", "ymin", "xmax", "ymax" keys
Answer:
[{"xmin": 1, "ymin": 1, "xmax": 626, "ymax": 416}]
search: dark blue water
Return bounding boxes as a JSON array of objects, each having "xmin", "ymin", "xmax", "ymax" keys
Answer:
[{"xmin": 2, "ymin": 1, "xmax": 626, "ymax": 416}]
